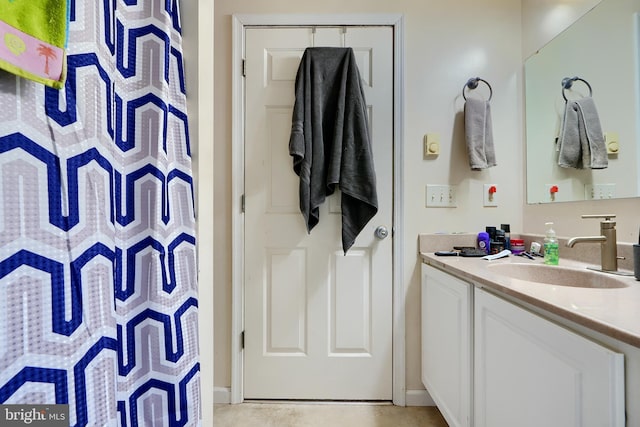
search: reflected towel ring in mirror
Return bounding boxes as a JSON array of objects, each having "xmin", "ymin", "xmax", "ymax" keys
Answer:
[
  {"xmin": 562, "ymin": 76, "xmax": 593, "ymax": 101},
  {"xmin": 462, "ymin": 77, "xmax": 493, "ymax": 101}
]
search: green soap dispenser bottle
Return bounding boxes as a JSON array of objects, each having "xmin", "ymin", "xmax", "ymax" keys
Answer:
[{"xmin": 544, "ymin": 222, "xmax": 559, "ymax": 265}]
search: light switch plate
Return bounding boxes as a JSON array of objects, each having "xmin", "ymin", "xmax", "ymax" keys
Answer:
[
  {"xmin": 426, "ymin": 184, "xmax": 456, "ymax": 207},
  {"xmin": 604, "ymin": 132, "xmax": 619, "ymax": 155},
  {"xmin": 423, "ymin": 134, "xmax": 440, "ymax": 158},
  {"xmin": 585, "ymin": 183, "xmax": 616, "ymax": 200}
]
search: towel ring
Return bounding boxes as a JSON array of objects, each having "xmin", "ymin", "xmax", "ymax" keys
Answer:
[
  {"xmin": 561, "ymin": 77, "xmax": 592, "ymax": 101},
  {"xmin": 462, "ymin": 77, "xmax": 492, "ymax": 101}
]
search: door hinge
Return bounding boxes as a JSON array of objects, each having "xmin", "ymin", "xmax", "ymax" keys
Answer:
[
  {"xmin": 242, "ymin": 59, "xmax": 246, "ymax": 77},
  {"xmin": 241, "ymin": 330, "xmax": 245, "ymax": 350},
  {"xmin": 241, "ymin": 194, "xmax": 245, "ymax": 213}
]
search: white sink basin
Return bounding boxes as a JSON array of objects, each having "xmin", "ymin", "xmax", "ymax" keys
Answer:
[{"xmin": 487, "ymin": 263, "xmax": 630, "ymax": 289}]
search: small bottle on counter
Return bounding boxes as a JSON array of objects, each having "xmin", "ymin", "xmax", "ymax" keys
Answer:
[
  {"xmin": 530, "ymin": 241, "xmax": 542, "ymax": 256},
  {"xmin": 510, "ymin": 238, "xmax": 525, "ymax": 255},
  {"xmin": 491, "ymin": 229, "xmax": 506, "ymax": 255},
  {"xmin": 501, "ymin": 224, "xmax": 511, "ymax": 250},
  {"xmin": 544, "ymin": 222, "xmax": 559, "ymax": 265},
  {"xmin": 477, "ymin": 232, "xmax": 490, "ymax": 254},
  {"xmin": 485, "ymin": 226, "xmax": 496, "ymax": 254}
]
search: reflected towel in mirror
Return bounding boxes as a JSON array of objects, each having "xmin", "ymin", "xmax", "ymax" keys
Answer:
[
  {"xmin": 558, "ymin": 97, "xmax": 608, "ymax": 169},
  {"xmin": 464, "ymin": 98, "xmax": 496, "ymax": 170}
]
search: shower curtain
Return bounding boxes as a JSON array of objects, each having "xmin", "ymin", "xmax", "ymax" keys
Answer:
[{"xmin": 0, "ymin": 1, "xmax": 200, "ymax": 426}]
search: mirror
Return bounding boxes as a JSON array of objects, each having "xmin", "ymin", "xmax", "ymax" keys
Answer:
[{"xmin": 525, "ymin": 0, "xmax": 640, "ymax": 203}]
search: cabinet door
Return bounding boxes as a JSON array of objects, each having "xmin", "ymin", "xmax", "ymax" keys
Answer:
[
  {"xmin": 422, "ymin": 264, "xmax": 472, "ymax": 427},
  {"xmin": 474, "ymin": 288, "xmax": 625, "ymax": 427}
]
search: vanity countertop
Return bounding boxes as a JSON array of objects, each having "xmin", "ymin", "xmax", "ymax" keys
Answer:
[{"xmin": 421, "ymin": 251, "xmax": 640, "ymax": 348}]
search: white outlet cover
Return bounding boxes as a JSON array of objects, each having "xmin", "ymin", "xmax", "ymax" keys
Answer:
[
  {"xmin": 483, "ymin": 184, "xmax": 498, "ymax": 207},
  {"xmin": 545, "ymin": 184, "xmax": 560, "ymax": 202}
]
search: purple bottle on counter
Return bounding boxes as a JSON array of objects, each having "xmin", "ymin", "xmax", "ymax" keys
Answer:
[{"xmin": 477, "ymin": 232, "xmax": 490, "ymax": 254}]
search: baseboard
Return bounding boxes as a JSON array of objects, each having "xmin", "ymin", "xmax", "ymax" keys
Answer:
[
  {"xmin": 405, "ymin": 389, "xmax": 436, "ymax": 407},
  {"xmin": 214, "ymin": 387, "xmax": 231, "ymax": 404},
  {"xmin": 213, "ymin": 387, "xmax": 434, "ymax": 407}
]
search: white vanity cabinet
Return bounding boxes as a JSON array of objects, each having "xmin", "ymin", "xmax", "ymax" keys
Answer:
[
  {"xmin": 421, "ymin": 263, "xmax": 626, "ymax": 427},
  {"xmin": 421, "ymin": 264, "xmax": 472, "ymax": 427},
  {"xmin": 474, "ymin": 288, "xmax": 625, "ymax": 427}
]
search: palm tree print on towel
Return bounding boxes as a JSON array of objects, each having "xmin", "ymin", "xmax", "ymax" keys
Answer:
[{"xmin": 37, "ymin": 44, "xmax": 57, "ymax": 76}]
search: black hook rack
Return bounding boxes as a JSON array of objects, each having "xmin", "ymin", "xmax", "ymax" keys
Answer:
[
  {"xmin": 463, "ymin": 77, "xmax": 492, "ymax": 101},
  {"xmin": 561, "ymin": 76, "xmax": 593, "ymax": 101}
]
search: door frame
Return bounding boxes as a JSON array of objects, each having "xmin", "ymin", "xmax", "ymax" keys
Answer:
[{"xmin": 230, "ymin": 13, "xmax": 406, "ymax": 405}]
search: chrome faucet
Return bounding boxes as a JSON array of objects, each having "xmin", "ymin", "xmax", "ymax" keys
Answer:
[{"xmin": 566, "ymin": 214, "xmax": 620, "ymax": 272}]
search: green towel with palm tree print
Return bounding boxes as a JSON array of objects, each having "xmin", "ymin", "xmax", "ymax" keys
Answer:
[{"xmin": 0, "ymin": 0, "xmax": 69, "ymax": 88}]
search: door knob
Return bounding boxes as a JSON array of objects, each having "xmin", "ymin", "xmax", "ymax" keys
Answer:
[{"xmin": 375, "ymin": 226, "xmax": 389, "ymax": 240}]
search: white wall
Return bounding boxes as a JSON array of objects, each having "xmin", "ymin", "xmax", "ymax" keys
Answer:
[
  {"xmin": 521, "ymin": 0, "xmax": 601, "ymax": 59},
  {"xmin": 214, "ymin": 0, "xmax": 523, "ymax": 396}
]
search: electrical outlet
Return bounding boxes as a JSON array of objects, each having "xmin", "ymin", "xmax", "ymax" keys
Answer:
[
  {"xmin": 483, "ymin": 184, "xmax": 498, "ymax": 207},
  {"xmin": 545, "ymin": 184, "xmax": 560, "ymax": 202},
  {"xmin": 426, "ymin": 185, "xmax": 457, "ymax": 207}
]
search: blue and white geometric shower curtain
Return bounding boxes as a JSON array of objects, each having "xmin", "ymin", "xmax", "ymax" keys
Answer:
[{"xmin": 0, "ymin": 1, "xmax": 200, "ymax": 425}]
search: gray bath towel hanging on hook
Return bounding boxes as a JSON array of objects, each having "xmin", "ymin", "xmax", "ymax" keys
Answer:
[
  {"xmin": 288, "ymin": 47, "xmax": 378, "ymax": 254},
  {"xmin": 463, "ymin": 77, "xmax": 496, "ymax": 170}
]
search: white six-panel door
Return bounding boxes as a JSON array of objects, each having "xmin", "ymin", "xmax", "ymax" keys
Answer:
[{"xmin": 243, "ymin": 26, "xmax": 394, "ymax": 400}]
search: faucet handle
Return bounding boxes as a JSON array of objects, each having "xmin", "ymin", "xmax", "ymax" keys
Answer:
[
  {"xmin": 581, "ymin": 214, "xmax": 616, "ymax": 221},
  {"xmin": 581, "ymin": 214, "xmax": 617, "ymax": 231}
]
